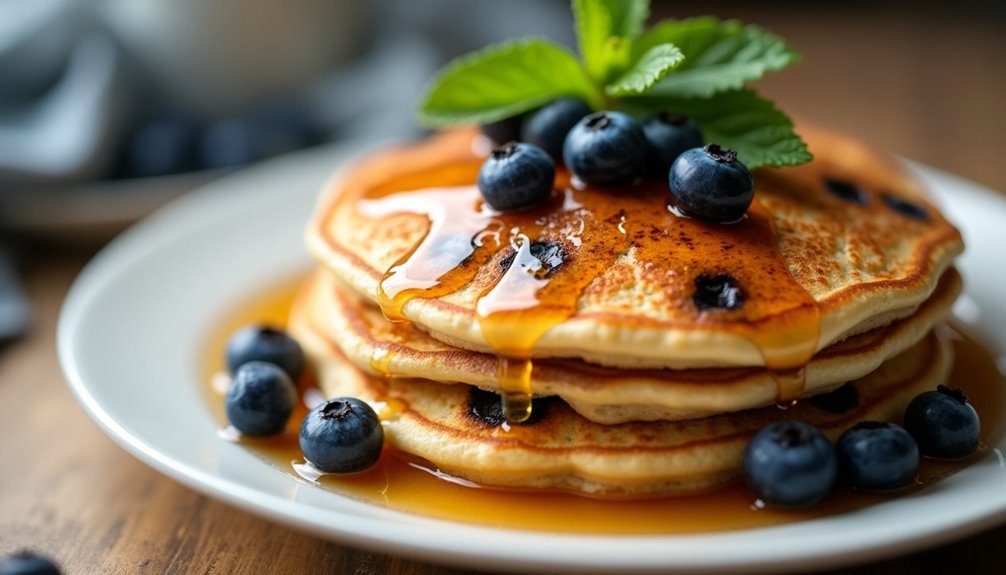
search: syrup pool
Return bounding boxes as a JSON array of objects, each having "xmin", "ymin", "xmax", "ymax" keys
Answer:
[{"xmin": 202, "ymin": 278, "xmax": 1006, "ymax": 535}]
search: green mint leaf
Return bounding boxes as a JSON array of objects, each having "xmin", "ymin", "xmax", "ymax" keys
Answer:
[
  {"xmin": 626, "ymin": 89, "xmax": 811, "ymax": 168},
  {"xmin": 598, "ymin": 36, "xmax": 633, "ymax": 85},
  {"xmin": 636, "ymin": 17, "xmax": 800, "ymax": 98},
  {"xmin": 417, "ymin": 39, "xmax": 601, "ymax": 127},
  {"xmin": 606, "ymin": 43, "xmax": 683, "ymax": 96},
  {"xmin": 573, "ymin": 0, "xmax": 650, "ymax": 81}
]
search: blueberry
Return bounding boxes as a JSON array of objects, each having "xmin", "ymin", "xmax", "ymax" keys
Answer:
[
  {"xmin": 0, "ymin": 551, "xmax": 61, "ymax": 575},
  {"xmin": 468, "ymin": 387, "xmax": 552, "ymax": 427},
  {"xmin": 249, "ymin": 101, "xmax": 324, "ymax": 158},
  {"xmin": 481, "ymin": 113, "xmax": 525, "ymax": 145},
  {"xmin": 642, "ymin": 113, "xmax": 703, "ymax": 175},
  {"xmin": 669, "ymin": 145, "xmax": 755, "ymax": 223},
  {"xmin": 883, "ymin": 193, "xmax": 930, "ymax": 221},
  {"xmin": 225, "ymin": 361, "xmax": 297, "ymax": 436},
  {"xmin": 693, "ymin": 274, "xmax": 744, "ymax": 311},
  {"xmin": 836, "ymin": 421, "xmax": 919, "ymax": 491},
  {"xmin": 809, "ymin": 383, "xmax": 859, "ymax": 415},
  {"xmin": 904, "ymin": 385, "xmax": 980, "ymax": 458},
  {"xmin": 520, "ymin": 98, "xmax": 592, "ymax": 160},
  {"xmin": 226, "ymin": 325, "xmax": 305, "ymax": 381},
  {"xmin": 743, "ymin": 420, "xmax": 837, "ymax": 508},
  {"xmin": 200, "ymin": 118, "xmax": 257, "ymax": 169},
  {"xmin": 824, "ymin": 178, "xmax": 869, "ymax": 205},
  {"xmin": 198, "ymin": 103, "xmax": 324, "ymax": 170},
  {"xmin": 499, "ymin": 240, "xmax": 565, "ymax": 277},
  {"xmin": 562, "ymin": 111, "xmax": 648, "ymax": 186},
  {"xmin": 123, "ymin": 109, "xmax": 198, "ymax": 177},
  {"xmin": 299, "ymin": 397, "xmax": 384, "ymax": 473},
  {"xmin": 477, "ymin": 142, "xmax": 555, "ymax": 211}
]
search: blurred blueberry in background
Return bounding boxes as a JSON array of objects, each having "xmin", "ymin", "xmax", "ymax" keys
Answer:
[{"xmin": 121, "ymin": 109, "xmax": 199, "ymax": 178}]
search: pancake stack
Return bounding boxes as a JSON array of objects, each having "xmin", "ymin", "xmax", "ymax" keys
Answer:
[{"xmin": 289, "ymin": 127, "xmax": 964, "ymax": 497}]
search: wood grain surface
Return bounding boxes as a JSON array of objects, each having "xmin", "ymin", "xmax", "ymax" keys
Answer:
[{"xmin": 2, "ymin": 3, "xmax": 1005, "ymax": 574}]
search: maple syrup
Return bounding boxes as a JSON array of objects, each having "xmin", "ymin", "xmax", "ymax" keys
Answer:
[
  {"xmin": 353, "ymin": 154, "xmax": 822, "ymax": 422},
  {"xmin": 203, "ymin": 279, "xmax": 1006, "ymax": 535}
]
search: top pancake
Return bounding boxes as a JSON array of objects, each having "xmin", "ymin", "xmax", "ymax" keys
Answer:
[{"xmin": 307, "ymin": 127, "xmax": 963, "ymax": 369}]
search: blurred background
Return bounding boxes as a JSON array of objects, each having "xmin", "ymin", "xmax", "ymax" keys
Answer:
[
  {"xmin": 1, "ymin": 3, "xmax": 1006, "ymax": 572},
  {"xmin": 0, "ymin": 0, "xmax": 1004, "ymax": 343}
]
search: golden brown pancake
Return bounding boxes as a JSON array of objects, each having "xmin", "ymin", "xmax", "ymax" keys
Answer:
[
  {"xmin": 304, "ymin": 267, "xmax": 960, "ymax": 423},
  {"xmin": 306, "ymin": 127, "xmax": 963, "ymax": 372},
  {"xmin": 289, "ymin": 283, "xmax": 953, "ymax": 496}
]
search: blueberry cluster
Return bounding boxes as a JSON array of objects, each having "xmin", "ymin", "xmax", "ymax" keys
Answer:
[
  {"xmin": 223, "ymin": 325, "xmax": 383, "ymax": 474},
  {"xmin": 119, "ymin": 103, "xmax": 324, "ymax": 178},
  {"xmin": 743, "ymin": 385, "xmax": 980, "ymax": 508},
  {"xmin": 224, "ymin": 325, "xmax": 303, "ymax": 436},
  {"xmin": 478, "ymin": 100, "xmax": 753, "ymax": 223}
]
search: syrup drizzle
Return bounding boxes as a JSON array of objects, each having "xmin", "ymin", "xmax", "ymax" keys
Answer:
[
  {"xmin": 369, "ymin": 345, "xmax": 395, "ymax": 377},
  {"xmin": 355, "ymin": 136, "xmax": 821, "ymax": 422},
  {"xmin": 357, "ymin": 188, "xmax": 493, "ymax": 322}
]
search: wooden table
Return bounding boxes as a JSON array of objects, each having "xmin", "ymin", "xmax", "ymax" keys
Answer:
[{"xmin": 2, "ymin": 4, "xmax": 1005, "ymax": 574}]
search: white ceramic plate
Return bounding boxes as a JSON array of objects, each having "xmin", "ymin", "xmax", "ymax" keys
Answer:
[{"xmin": 58, "ymin": 143, "xmax": 1006, "ymax": 574}]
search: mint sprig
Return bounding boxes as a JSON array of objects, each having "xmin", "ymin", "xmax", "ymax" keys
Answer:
[{"xmin": 417, "ymin": 1, "xmax": 812, "ymax": 168}]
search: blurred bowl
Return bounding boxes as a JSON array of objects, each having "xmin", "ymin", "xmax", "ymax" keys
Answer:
[
  {"xmin": 0, "ymin": 0, "xmax": 92, "ymax": 103},
  {"xmin": 101, "ymin": 0, "xmax": 371, "ymax": 119}
]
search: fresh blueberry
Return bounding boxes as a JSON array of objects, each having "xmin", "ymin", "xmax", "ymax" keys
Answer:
[
  {"xmin": 477, "ymin": 142, "xmax": 555, "ymax": 211},
  {"xmin": 642, "ymin": 113, "xmax": 703, "ymax": 175},
  {"xmin": 123, "ymin": 109, "xmax": 198, "ymax": 177},
  {"xmin": 562, "ymin": 111, "xmax": 648, "ymax": 186},
  {"xmin": 669, "ymin": 145, "xmax": 755, "ymax": 223},
  {"xmin": 836, "ymin": 421, "xmax": 919, "ymax": 491},
  {"xmin": 225, "ymin": 361, "xmax": 297, "ymax": 436},
  {"xmin": 521, "ymin": 98, "xmax": 592, "ymax": 160},
  {"xmin": 226, "ymin": 325, "xmax": 305, "ymax": 381},
  {"xmin": 743, "ymin": 420, "xmax": 837, "ymax": 508},
  {"xmin": 904, "ymin": 385, "xmax": 980, "ymax": 458},
  {"xmin": 481, "ymin": 113, "xmax": 526, "ymax": 145},
  {"xmin": 299, "ymin": 397, "xmax": 384, "ymax": 473},
  {"xmin": 0, "ymin": 551, "xmax": 61, "ymax": 575}
]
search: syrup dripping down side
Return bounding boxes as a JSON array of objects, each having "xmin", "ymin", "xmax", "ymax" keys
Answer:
[{"xmin": 740, "ymin": 200, "xmax": 821, "ymax": 407}]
